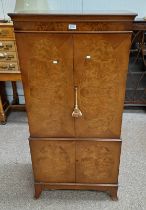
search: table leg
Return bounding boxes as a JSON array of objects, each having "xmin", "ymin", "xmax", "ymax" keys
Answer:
[
  {"xmin": 0, "ymin": 95, "xmax": 6, "ymax": 124},
  {"xmin": 12, "ymin": 81, "xmax": 19, "ymax": 105},
  {"xmin": 0, "ymin": 82, "xmax": 8, "ymax": 124}
]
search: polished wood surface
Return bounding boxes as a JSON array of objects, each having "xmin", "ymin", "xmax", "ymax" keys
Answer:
[
  {"xmin": 30, "ymin": 138, "xmax": 121, "ymax": 184},
  {"xmin": 74, "ymin": 33, "xmax": 131, "ymax": 138},
  {"xmin": 15, "ymin": 32, "xmax": 131, "ymax": 138},
  {"xmin": 30, "ymin": 140, "xmax": 75, "ymax": 183},
  {"xmin": 10, "ymin": 13, "xmax": 136, "ymax": 200},
  {"xmin": 76, "ymin": 141, "xmax": 121, "ymax": 183},
  {"xmin": 10, "ymin": 12, "xmax": 136, "ymax": 32},
  {"xmin": 34, "ymin": 183, "xmax": 118, "ymax": 200},
  {"xmin": 15, "ymin": 33, "xmax": 75, "ymax": 137},
  {"xmin": 0, "ymin": 73, "xmax": 21, "ymax": 81}
]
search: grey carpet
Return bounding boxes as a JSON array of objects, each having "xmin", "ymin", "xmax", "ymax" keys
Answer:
[{"xmin": 0, "ymin": 112, "xmax": 146, "ymax": 210}]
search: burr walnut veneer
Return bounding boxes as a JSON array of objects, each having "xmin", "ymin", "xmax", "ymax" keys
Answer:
[{"xmin": 9, "ymin": 12, "xmax": 136, "ymax": 200}]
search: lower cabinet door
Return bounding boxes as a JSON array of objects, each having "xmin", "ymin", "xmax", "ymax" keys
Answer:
[
  {"xmin": 30, "ymin": 139, "xmax": 121, "ymax": 184},
  {"xmin": 30, "ymin": 140, "xmax": 75, "ymax": 183},
  {"xmin": 76, "ymin": 140, "xmax": 121, "ymax": 184}
]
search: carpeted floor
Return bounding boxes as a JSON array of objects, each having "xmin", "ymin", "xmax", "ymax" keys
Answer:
[{"xmin": 0, "ymin": 112, "xmax": 146, "ymax": 210}]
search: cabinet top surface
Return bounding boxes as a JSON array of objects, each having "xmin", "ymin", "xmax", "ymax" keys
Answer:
[
  {"xmin": 9, "ymin": 10, "xmax": 137, "ymax": 15},
  {"xmin": 9, "ymin": 11, "xmax": 137, "ymax": 23},
  {"xmin": 9, "ymin": 11, "xmax": 137, "ymax": 31}
]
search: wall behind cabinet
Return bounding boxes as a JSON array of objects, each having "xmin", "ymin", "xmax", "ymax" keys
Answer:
[
  {"xmin": 1, "ymin": 0, "xmax": 146, "ymax": 19},
  {"xmin": 47, "ymin": 0, "xmax": 82, "ymax": 11},
  {"xmin": 0, "ymin": 0, "xmax": 4, "ymax": 19},
  {"xmin": 83, "ymin": 0, "xmax": 146, "ymax": 18},
  {"xmin": 0, "ymin": 0, "xmax": 15, "ymax": 19}
]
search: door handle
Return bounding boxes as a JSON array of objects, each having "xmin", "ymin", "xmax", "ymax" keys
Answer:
[{"xmin": 72, "ymin": 86, "xmax": 82, "ymax": 118}]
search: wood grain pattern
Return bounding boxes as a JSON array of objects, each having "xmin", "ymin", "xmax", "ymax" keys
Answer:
[
  {"xmin": 15, "ymin": 32, "xmax": 131, "ymax": 138},
  {"xmin": 30, "ymin": 140, "xmax": 75, "ymax": 183},
  {"xmin": 9, "ymin": 13, "xmax": 136, "ymax": 199},
  {"xmin": 76, "ymin": 141, "xmax": 121, "ymax": 183},
  {"xmin": 9, "ymin": 13, "xmax": 136, "ymax": 33},
  {"xmin": 13, "ymin": 21, "xmax": 133, "ymax": 32},
  {"xmin": 74, "ymin": 33, "xmax": 131, "ymax": 138},
  {"xmin": 16, "ymin": 33, "xmax": 75, "ymax": 137},
  {"xmin": 34, "ymin": 182, "xmax": 118, "ymax": 200},
  {"xmin": 30, "ymin": 138, "xmax": 121, "ymax": 184}
]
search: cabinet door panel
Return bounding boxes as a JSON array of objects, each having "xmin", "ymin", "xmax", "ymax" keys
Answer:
[
  {"xmin": 74, "ymin": 33, "xmax": 131, "ymax": 138},
  {"xmin": 30, "ymin": 140, "xmax": 75, "ymax": 183},
  {"xmin": 16, "ymin": 34, "xmax": 75, "ymax": 137},
  {"xmin": 76, "ymin": 141, "xmax": 121, "ymax": 183}
]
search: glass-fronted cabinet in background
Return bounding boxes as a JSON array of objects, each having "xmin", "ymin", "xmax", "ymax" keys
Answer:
[{"xmin": 125, "ymin": 30, "xmax": 146, "ymax": 106}]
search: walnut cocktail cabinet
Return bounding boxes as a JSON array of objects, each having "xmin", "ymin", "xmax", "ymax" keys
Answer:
[{"xmin": 9, "ymin": 13, "xmax": 136, "ymax": 200}]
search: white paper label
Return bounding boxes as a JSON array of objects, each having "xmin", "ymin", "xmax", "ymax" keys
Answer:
[{"xmin": 68, "ymin": 24, "xmax": 77, "ymax": 30}]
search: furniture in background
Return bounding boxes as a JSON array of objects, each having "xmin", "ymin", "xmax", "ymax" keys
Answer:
[
  {"xmin": 125, "ymin": 19, "xmax": 146, "ymax": 106},
  {"xmin": 10, "ymin": 12, "xmax": 136, "ymax": 200},
  {"xmin": 0, "ymin": 22, "xmax": 24, "ymax": 124}
]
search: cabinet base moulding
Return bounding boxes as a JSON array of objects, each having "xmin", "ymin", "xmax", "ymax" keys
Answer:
[{"xmin": 34, "ymin": 183, "xmax": 118, "ymax": 201}]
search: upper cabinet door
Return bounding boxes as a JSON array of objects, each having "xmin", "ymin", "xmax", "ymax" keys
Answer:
[
  {"xmin": 74, "ymin": 33, "xmax": 131, "ymax": 138},
  {"xmin": 16, "ymin": 33, "xmax": 75, "ymax": 137}
]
